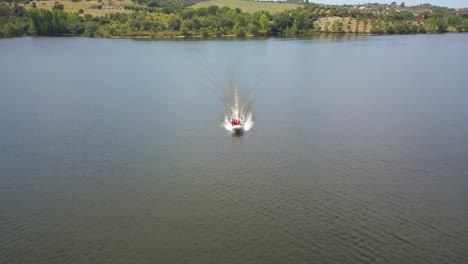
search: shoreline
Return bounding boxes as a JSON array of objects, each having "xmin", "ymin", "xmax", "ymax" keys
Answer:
[
  {"xmin": 2, "ymin": 3, "xmax": 467, "ymax": 40},
  {"xmin": 5, "ymin": 32, "xmax": 466, "ymax": 41}
]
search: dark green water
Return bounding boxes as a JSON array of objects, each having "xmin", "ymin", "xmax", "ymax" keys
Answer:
[{"xmin": 1, "ymin": 35, "xmax": 467, "ymax": 264}]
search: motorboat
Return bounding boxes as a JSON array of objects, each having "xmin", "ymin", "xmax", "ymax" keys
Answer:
[{"xmin": 231, "ymin": 119, "xmax": 244, "ymax": 133}]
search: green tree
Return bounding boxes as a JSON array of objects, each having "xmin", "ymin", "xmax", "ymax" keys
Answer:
[
  {"xmin": 207, "ymin": 5, "xmax": 218, "ymax": 15},
  {"xmin": 456, "ymin": 19, "xmax": 468, "ymax": 32},
  {"xmin": 185, "ymin": 18, "xmax": 200, "ymax": 31},
  {"xmin": 51, "ymin": 9, "xmax": 68, "ymax": 34},
  {"xmin": 247, "ymin": 22, "xmax": 259, "ymax": 35},
  {"xmin": 290, "ymin": 18, "xmax": 299, "ymax": 34},
  {"xmin": 200, "ymin": 28, "xmax": 209, "ymax": 37},
  {"xmin": 425, "ymin": 16, "xmax": 447, "ymax": 33},
  {"xmin": 259, "ymin": 14, "xmax": 269, "ymax": 35},
  {"xmin": 233, "ymin": 20, "xmax": 245, "ymax": 36},
  {"xmin": 142, "ymin": 20, "xmax": 152, "ymax": 30},
  {"xmin": 323, "ymin": 22, "xmax": 330, "ymax": 33},
  {"xmin": 12, "ymin": 4, "xmax": 28, "ymax": 17},
  {"xmin": 131, "ymin": 19, "xmax": 141, "ymax": 30},
  {"xmin": 180, "ymin": 24, "xmax": 190, "ymax": 36},
  {"xmin": 147, "ymin": 0, "xmax": 158, "ymax": 7},
  {"xmin": 68, "ymin": 20, "xmax": 84, "ymax": 35},
  {"xmin": 385, "ymin": 24, "xmax": 395, "ymax": 34},
  {"xmin": 84, "ymin": 21, "xmax": 98, "ymax": 37},
  {"xmin": 1, "ymin": 23, "xmax": 16, "ymax": 37},
  {"xmin": 52, "ymin": 3, "xmax": 64, "ymax": 11},
  {"xmin": 28, "ymin": 8, "xmax": 54, "ymax": 35},
  {"xmin": 168, "ymin": 16, "xmax": 181, "ymax": 30},
  {"xmin": 273, "ymin": 12, "xmax": 293, "ymax": 34},
  {"xmin": 332, "ymin": 19, "xmax": 343, "ymax": 32}
]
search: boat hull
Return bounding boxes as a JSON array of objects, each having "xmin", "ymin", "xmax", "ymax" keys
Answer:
[{"xmin": 232, "ymin": 125, "xmax": 244, "ymax": 133}]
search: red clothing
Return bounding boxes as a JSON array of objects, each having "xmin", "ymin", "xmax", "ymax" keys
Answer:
[{"xmin": 231, "ymin": 119, "xmax": 241, "ymax": 126}]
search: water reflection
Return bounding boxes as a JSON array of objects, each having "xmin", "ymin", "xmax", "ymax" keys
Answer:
[{"xmin": 278, "ymin": 33, "xmax": 372, "ymax": 42}]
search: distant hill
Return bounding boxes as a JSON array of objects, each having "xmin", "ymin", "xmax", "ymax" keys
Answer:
[{"xmin": 1, "ymin": 0, "xmax": 467, "ymax": 38}]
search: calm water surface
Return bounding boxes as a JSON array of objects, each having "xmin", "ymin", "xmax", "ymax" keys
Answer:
[{"xmin": 1, "ymin": 35, "xmax": 468, "ymax": 263}]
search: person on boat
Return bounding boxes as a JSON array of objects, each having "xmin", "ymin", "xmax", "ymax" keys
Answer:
[{"xmin": 231, "ymin": 119, "xmax": 242, "ymax": 126}]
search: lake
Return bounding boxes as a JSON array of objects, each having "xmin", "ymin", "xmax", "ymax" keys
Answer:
[{"xmin": 1, "ymin": 35, "xmax": 467, "ymax": 264}]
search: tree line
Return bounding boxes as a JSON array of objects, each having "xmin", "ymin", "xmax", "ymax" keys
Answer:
[{"xmin": 1, "ymin": 2, "xmax": 467, "ymax": 38}]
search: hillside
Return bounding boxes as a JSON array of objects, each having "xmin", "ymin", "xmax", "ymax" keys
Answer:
[
  {"xmin": 1, "ymin": 1, "xmax": 467, "ymax": 38},
  {"xmin": 31, "ymin": 0, "xmax": 133, "ymax": 16},
  {"xmin": 191, "ymin": 0, "xmax": 300, "ymax": 14}
]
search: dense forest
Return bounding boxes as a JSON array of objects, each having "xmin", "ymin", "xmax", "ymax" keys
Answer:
[{"xmin": 1, "ymin": 1, "xmax": 467, "ymax": 38}]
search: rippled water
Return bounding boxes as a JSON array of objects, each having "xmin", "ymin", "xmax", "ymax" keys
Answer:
[{"xmin": 1, "ymin": 35, "xmax": 468, "ymax": 263}]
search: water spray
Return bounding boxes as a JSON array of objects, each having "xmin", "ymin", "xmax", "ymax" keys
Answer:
[{"xmin": 222, "ymin": 83, "xmax": 254, "ymax": 133}]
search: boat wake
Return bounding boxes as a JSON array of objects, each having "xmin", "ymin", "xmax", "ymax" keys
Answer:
[{"xmin": 223, "ymin": 84, "xmax": 254, "ymax": 133}]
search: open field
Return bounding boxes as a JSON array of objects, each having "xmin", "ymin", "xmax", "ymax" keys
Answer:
[
  {"xmin": 191, "ymin": 0, "xmax": 300, "ymax": 14},
  {"xmin": 27, "ymin": 0, "xmax": 133, "ymax": 16}
]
